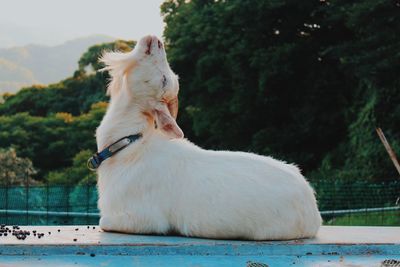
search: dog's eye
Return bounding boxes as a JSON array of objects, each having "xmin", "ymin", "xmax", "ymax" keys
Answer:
[{"xmin": 162, "ymin": 75, "xmax": 167, "ymax": 88}]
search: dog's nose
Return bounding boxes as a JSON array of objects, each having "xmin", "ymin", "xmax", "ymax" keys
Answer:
[{"xmin": 138, "ymin": 35, "xmax": 164, "ymax": 56}]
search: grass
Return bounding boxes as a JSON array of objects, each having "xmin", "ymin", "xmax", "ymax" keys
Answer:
[{"xmin": 324, "ymin": 210, "xmax": 400, "ymax": 226}]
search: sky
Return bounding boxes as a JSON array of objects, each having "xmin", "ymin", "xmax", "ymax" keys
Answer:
[{"xmin": 0, "ymin": 0, "xmax": 165, "ymax": 48}]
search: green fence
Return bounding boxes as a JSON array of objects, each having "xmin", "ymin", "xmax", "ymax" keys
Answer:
[
  {"xmin": 314, "ymin": 180, "xmax": 400, "ymax": 226},
  {"xmin": 0, "ymin": 181, "xmax": 399, "ymax": 226},
  {"xmin": 0, "ymin": 185, "xmax": 98, "ymax": 225}
]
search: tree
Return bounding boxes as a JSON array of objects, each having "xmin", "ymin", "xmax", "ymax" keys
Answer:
[
  {"xmin": 309, "ymin": 0, "xmax": 400, "ymax": 181},
  {"xmin": 161, "ymin": 0, "xmax": 400, "ymax": 181},
  {"xmin": 1, "ymin": 2, "xmax": 399, "ymax": 183},
  {"xmin": 0, "ymin": 40, "xmax": 135, "ymax": 117},
  {"xmin": 162, "ymin": 0, "xmax": 352, "ymax": 172},
  {"xmin": 46, "ymin": 149, "xmax": 97, "ymax": 185},
  {"xmin": 0, "ymin": 102, "xmax": 107, "ymax": 178},
  {"xmin": 0, "ymin": 148, "xmax": 37, "ymax": 185}
]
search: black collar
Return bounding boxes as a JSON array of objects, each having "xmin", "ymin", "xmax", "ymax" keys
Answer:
[{"xmin": 87, "ymin": 133, "xmax": 142, "ymax": 171}]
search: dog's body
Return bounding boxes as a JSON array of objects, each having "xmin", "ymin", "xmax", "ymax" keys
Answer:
[{"xmin": 97, "ymin": 36, "xmax": 322, "ymax": 240}]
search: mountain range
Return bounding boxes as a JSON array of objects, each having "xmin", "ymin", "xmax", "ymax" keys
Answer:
[{"xmin": 0, "ymin": 35, "xmax": 114, "ymax": 94}]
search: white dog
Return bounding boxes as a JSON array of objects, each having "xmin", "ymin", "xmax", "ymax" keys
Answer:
[{"xmin": 94, "ymin": 35, "xmax": 321, "ymax": 240}]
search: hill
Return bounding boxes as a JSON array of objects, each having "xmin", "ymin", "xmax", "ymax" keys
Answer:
[{"xmin": 0, "ymin": 35, "xmax": 114, "ymax": 94}]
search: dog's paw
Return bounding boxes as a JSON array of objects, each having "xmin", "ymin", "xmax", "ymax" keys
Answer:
[{"xmin": 99, "ymin": 216, "xmax": 114, "ymax": 231}]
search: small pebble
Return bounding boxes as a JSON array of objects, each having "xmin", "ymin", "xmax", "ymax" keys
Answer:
[
  {"xmin": 58, "ymin": 229, "xmax": 61, "ymax": 232},
  {"xmin": 90, "ymin": 253, "xmax": 96, "ymax": 257},
  {"xmin": 75, "ymin": 228, "xmax": 79, "ymax": 231},
  {"xmin": 92, "ymin": 227, "xmax": 95, "ymax": 229},
  {"xmin": 73, "ymin": 238, "xmax": 77, "ymax": 242}
]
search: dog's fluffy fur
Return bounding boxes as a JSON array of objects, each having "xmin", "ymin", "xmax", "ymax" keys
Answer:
[{"xmin": 96, "ymin": 35, "xmax": 322, "ymax": 240}]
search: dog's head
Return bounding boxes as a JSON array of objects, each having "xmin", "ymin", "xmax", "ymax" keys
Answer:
[{"xmin": 100, "ymin": 35, "xmax": 183, "ymax": 139}]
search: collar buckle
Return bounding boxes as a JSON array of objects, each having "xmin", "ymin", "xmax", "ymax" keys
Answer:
[{"xmin": 87, "ymin": 133, "xmax": 142, "ymax": 171}]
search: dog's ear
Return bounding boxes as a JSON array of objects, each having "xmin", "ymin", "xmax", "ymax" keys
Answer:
[
  {"xmin": 167, "ymin": 96, "xmax": 179, "ymax": 119},
  {"xmin": 99, "ymin": 51, "xmax": 136, "ymax": 96},
  {"xmin": 152, "ymin": 97, "xmax": 183, "ymax": 139}
]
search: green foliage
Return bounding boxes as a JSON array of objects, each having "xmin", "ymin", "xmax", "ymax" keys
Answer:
[
  {"xmin": 0, "ymin": 147, "xmax": 37, "ymax": 185},
  {"xmin": 0, "ymin": 40, "xmax": 135, "ymax": 117},
  {"xmin": 0, "ymin": 1, "xmax": 399, "ymax": 184},
  {"xmin": 0, "ymin": 102, "xmax": 107, "ymax": 179},
  {"xmin": 0, "ymin": 72, "xmax": 106, "ymax": 116},
  {"xmin": 162, "ymin": 0, "xmax": 400, "ymax": 181},
  {"xmin": 0, "ymin": 40, "xmax": 133, "ymax": 180},
  {"xmin": 162, "ymin": 0, "xmax": 353, "ymax": 172},
  {"xmin": 46, "ymin": 149, "xmax": 97, "ymax": 185}
]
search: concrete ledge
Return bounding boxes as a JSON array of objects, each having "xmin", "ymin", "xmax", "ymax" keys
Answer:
[{"xmin": 0, "ymin": 226, "xmax": 399, "ymax": 266}]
